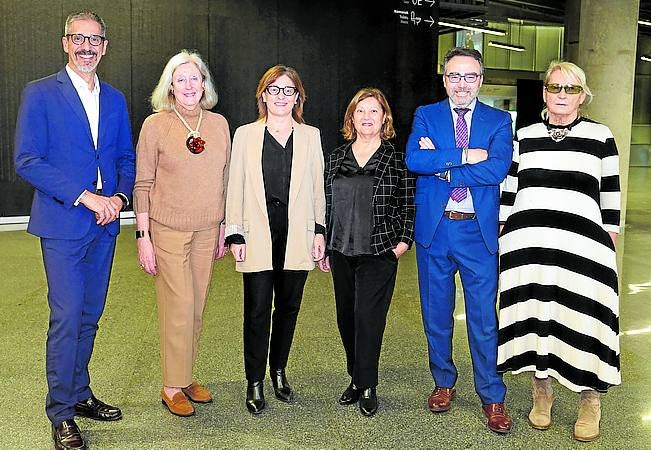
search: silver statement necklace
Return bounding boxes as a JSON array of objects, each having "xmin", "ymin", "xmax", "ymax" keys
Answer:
[
  {"xmin": 546, "ymin": 116, "xmax": 581, "ymax": 143},
  {"xmin": 548, "ymin": 127, "xmax": 570, "ymax": 142},
  {"xmin": 173, "ymin": 106, "xmax": 205, "ymax": 154}
]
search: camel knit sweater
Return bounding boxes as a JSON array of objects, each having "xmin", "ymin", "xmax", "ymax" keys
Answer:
[{"xmin": 133, "ymin": 105, "xmax": 231, "ymax": 231}]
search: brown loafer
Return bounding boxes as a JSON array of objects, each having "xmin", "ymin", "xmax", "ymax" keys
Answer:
[
  {"xmin": 428, "ymin": 387, "xmax": 456, "ymax": 412},
  {"xmin": 482, "ymin": 403, "xmax": 513, "ymax": 434},
  {"xmin": 161, "ymin": 389, "xmax": 195, "ymax": 417},
  {"xmin": 182, "ymin": 381, "xmax": 213, "ymax": 403}
]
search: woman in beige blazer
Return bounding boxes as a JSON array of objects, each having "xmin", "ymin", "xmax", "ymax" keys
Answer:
[{"xmin": 225, "ymin": 65, "xmax": 325, "ymax": 415}]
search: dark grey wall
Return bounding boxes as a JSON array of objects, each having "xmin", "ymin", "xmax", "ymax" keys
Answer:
[{"xmin": 0, "ymin": 0, "xmax": 438, "ymax": 216}]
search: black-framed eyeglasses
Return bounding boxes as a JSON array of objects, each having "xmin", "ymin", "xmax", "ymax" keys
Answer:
[
  {"xmin": 544, "ymin": 83, "xmax": 583, "ymax": 95},
  {"xmin": 265, "ymin": 85, "xmax": 297, "ymax": 96},
  {"xmin": 65, "ymin": 33, "xmax": 105, "ymax": 46},
  {"xmin": 445, "ymin": 72, "xmax": 481, "ymax": 83}
]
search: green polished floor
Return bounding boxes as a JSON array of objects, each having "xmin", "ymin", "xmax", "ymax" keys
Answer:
[{"xmin": 1, "ymin": 169, "xmax": 650, "ymax": 449}]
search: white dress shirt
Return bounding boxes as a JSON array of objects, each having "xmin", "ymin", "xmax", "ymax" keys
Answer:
[{"xmin": 66, "ymin": 65, "xmax": 102, "ymax": 191}]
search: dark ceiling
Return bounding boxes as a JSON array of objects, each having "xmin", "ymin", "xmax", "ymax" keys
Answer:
[{"xmin": 437, "ymin": 0, "xmax": 651, "ymax": 36}]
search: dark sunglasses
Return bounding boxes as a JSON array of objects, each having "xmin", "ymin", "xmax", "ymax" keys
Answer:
[{"xmin": 544, "ymin": 83, "xmax": 583, "ymax": 95}]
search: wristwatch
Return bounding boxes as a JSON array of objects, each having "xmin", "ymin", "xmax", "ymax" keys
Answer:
[{"xmin": 135, "ymin": 230, "xmax": 149, "ymax": 239}]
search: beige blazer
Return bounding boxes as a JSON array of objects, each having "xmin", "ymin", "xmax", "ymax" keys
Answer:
[{"xmin": 225, "ymin": 120, "xmax": 325, "ymax": 272}]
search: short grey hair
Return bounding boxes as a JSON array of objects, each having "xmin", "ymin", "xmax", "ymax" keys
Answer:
[
  {"xmin": 150, "ymin": 50, "xmax": 218, "ymax": 112},
  {"xmin": 443, "ymin": 47, "xmax": 484, "ymax": 74},
  {"xmin": 64, "ymin": 10, "xmax": 106, "ymax": 37}
]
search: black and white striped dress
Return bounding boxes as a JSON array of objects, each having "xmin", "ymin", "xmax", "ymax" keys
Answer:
[{"xmin": 497, "ymin": 118, "xmax": 621, "ymax": 393}]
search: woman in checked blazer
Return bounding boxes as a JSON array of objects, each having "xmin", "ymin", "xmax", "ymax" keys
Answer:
[{"xmin": 318, "ymin": 87, "xmax": 415, "ymax": 416}]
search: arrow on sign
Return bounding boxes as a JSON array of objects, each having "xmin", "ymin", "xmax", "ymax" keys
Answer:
[{"xmin": 424, "ymin": 16, "xmax": 436, "ymax": 27}]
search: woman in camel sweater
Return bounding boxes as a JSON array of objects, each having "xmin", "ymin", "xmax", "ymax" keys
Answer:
[{"xmin": 133, "ymin": 50, "xmax": 230, "ymax": 417}]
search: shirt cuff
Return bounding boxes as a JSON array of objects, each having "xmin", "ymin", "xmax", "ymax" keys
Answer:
[
  {"xmin": 315, "ymin": 223, "xmax": 325, "ymax": 236},
  {"xmin": 225, "ymin": 234, "xmax": 245, "ymax": 245},
  {"xmin": 73, "ymin": 189, "xmax": 88, "ymax": 207}
]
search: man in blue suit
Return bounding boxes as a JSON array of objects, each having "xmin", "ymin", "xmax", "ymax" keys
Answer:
[
  {"xmin": 405, "ymin": 47, "xmax": 513, "ymax": 434},
  {"xmin": 14, "ymin": 10, "xmax": 135, "ymax": 450}
]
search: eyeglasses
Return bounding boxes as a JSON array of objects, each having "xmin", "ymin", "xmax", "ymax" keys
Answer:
[
  {"xmin": 265, "ymin": 85, "xmax": 297, "ymax": 96},
  {"xmin": 65, "ymin": 33, "xmax": 105, "ymax": 46},
  {"xmin": 544, "ymin": 83, "xmax": 583, "ymax": 95},
  {"xmin": 445, "ymin": 72, "xmax": 481, "ymax": 83}
]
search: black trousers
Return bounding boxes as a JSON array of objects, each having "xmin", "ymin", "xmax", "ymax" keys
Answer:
[
  {"xmin": 242, "ymin": 201, "xmax": 308, "ymax": 382},
  {"xmin": 330, "ymin": 250, "xmax": 398, "ymax": 389}
]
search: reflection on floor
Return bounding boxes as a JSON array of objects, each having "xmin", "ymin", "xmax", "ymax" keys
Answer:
[{"xmin": 0, "ymin": 168, "xmax": 649, "ymax": 449}]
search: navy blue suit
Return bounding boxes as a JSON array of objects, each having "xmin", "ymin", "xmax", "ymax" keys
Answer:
[
  {"xmin": 15, "ymin": 68, "xmax": 135, "ymax": 425},
  {"xmin": 405, "ymin": 99, "xmax": 511, "ymax": 404}
]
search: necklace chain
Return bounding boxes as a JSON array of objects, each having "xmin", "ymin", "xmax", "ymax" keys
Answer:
[{"xmin": 173, "ymin": 106, "xmax": 203, "ymax": 140}]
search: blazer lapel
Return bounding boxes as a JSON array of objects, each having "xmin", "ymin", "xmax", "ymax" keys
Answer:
[
  {"xmin": 56, "ymin": 69, "xmax": 93, "ymax": 147},
  {"xmin": 373, "ymin": 142, "xmax": 392, "ymax": 197},
  {"xmin": 97, "ymin": 81, "xmax": 109, "ymax": 149},
  {"xmin": 468, "ymin": 101, "xmax": 487, "ymax": 147},
  {"xmin": 437, "ymin": 101, "xmax": 457, "ymax": 149},
  {"xmin": 288, "ymin": 120, "xmax": 307, "ymax": 206},
  {"xmin": 249, "ymin": 122, "xmax": 267, "ymax": 212}
]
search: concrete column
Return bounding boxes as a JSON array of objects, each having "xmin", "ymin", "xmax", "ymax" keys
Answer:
[{"xmin": 565, "ymin": 0, "xmax": 640, "ymax": 266}]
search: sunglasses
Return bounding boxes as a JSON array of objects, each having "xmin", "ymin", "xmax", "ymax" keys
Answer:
[{"xmin": 544, "ymin": 83, "xmax": 584, "ymax": 95}]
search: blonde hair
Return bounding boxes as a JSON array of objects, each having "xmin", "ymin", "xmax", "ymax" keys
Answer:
[
  {"xmin": 341, "ymin": 87, "xmax": 395, "ymax": 141},
  {"xmin": 150, "ymin": 50, "xmax": 218, "ymax": 112},
  {"xmin": 542, "ymin": 60, "xmax": 593, "ymax": 120},
  {"xmin": 255, "ymin": 65, "xmax": 306, "ymax": 123}
]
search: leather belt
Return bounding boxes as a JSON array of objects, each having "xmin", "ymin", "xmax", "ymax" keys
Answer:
[{"xmin": 443, "ymin": 210, "xmax": 476, "ymax": 220}]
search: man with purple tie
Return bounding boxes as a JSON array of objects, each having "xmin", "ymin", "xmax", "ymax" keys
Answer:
[
  {"xmin": 405, "ymin": 47, "xmax": 513, "ymax": 433},
  {"xmin": 14, "ymin": 10, "xmax": 134, "ymax": 450}
]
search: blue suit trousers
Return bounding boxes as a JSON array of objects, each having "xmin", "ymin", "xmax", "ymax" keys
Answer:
[
  {"xmin": 416, "ymin": 216, "xmax": 506, "ymax": 404},
  {"xmin": 40, "ymin": 225, "xmax": 116, "ymax": 426}
]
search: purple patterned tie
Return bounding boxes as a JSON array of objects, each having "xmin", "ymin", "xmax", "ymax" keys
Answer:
[{"xmin": 450, "ymin": 107, "xmax": 470, "ymax": 202}]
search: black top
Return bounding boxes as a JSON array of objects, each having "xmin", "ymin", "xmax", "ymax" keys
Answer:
[
  {"xmin": 262, "ymin": 128, "xmax": 293, "ymax": 206},
  {"xmin": 329, "ymin": 146, "xmax": 380, "ymax": 256},
  {"xmin": 225, "ymin": 128, "xmax": 323, "ymax": 246}
]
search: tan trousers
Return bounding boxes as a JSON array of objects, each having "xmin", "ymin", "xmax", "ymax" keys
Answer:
[{"xmin": 150, "ymin": 221, "xmax": 218, "ymax": 387}]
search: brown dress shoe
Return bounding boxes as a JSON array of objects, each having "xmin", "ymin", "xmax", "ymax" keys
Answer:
[
  {"xmin": 161, "ymin": 389, "xmax": 195, "ymax": 416},
  {"xmin": 482, "ymin": 403, "xmax": 513, "ymax": 434},
  {"xmin": 427, "ymin": 387, "xmax": 456, "ymax": 412},
  {"xmin": 182, "ymin": 381, "xmax": 213, "ymax": 403},
  {"xmin": 52, "ymin": 419, "xmax": 86, "ymax": 450}
]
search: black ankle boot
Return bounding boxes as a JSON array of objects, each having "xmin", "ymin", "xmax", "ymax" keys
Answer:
[
  {"xmin": 246, "ymin": 380, "xmax": 265, "ymax": 414},
  {"xmin": 359, "ymin": 387, "xmax": 378, "ymax": 417},
  {"xmin": 270, "ymin": 368, "xmax": 295, "ymax": 403}
]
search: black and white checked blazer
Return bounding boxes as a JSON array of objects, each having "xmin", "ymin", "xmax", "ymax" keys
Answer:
[{"xmin": 324, "ymin": 140, "xmax": 415, "ymax": 255}]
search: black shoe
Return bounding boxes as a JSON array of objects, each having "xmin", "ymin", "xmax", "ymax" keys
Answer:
[
  {"xmin": 359, "ymin": 387, "xmax": 378, "ymax": 417},
  {"xmin": 52, "ymin": 419, "xmax": 86, "ymax": 450},
  {"xmin": 74, "ymin": 395, "xmax": 122, "ymax": 421},
  {"xmin": 338, "ymin": 382, "xmax": 360, "ymax": 405},
  {"xmin": 270, "ymin": 368, "xmax": 295, "ymax": 403},
  {"xmin": 246, "ymin": 380, "xmax": 266, "ymax": 415}
]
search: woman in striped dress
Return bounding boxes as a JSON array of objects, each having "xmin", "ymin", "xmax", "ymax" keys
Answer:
[{"xmin": 497, "ymin": 61, "xmax": 620, "ymax": 442}]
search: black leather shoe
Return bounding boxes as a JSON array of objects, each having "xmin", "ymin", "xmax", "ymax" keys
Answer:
[
  {"xmin": 52, "ymin": 419, "xmax": 86, "ymax": 450},
  {"xmin": 338, "ymin": 382, "xmax": 360, "ymax": 405},
  {"xmin": 246, "ymin": 380, "xmax": 266, "ymax": 415},
  {"xmin": 75, "ymin": 395, "xmax": 122, "ymax": 421},
  {"xmin": 270, "ymin": 368, "xmax": 295, "ymax": 403},
  {"xmin": 359, "ymin": 387, "xmax": 378, "ymax": 417}
]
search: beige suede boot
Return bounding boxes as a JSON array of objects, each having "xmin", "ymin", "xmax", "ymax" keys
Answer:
[
  {"xmin": 574, "ymin": 390, "xmax": 601, "ymax": 442},
  {"xmin": 528, "ymin": 375, "xmax": 554, "ymax": 430}
]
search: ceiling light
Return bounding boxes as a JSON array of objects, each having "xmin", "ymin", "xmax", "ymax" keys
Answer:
[
  {"xmin": 639, "ymin": 19, "xmax": 651, "ymax": 26},
  {"xmin": 641, "ymin": 56, "xmax": 651, "ymax": 62},
  {"xmin": 488, "ymin": 41, "xmax": 525, "ymax": 52},
  {"xmin": 438, "ymin": 20, "xmax": 506, "ymax": 36}
]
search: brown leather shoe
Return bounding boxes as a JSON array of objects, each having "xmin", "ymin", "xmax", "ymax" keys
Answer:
[
  {"xmin": 52, "ymin": 419, "xmax": 86, "ymax": 450},
  {"xmin": 427, "ymin": 387, "xmax": 456, "ymax": 412},
  {"xmin": 482, "ymin": 403, "xmax": 513, "ymax": 434},
  {"xmin": 161, "ymin": 389, "xmax": 195, "ymax": 417},
  {"xmin": 182, "ymin": 381, "xmax": 213, "ymax": 403}
]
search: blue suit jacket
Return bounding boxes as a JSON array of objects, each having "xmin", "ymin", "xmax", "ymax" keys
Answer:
[
  {"xmin": 405, "ymin": 100, "xmax": 512, "ymax": 254},
  {"xmin": 15, "ymin": 68, "xmax": 135, "ymax": 239}
]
